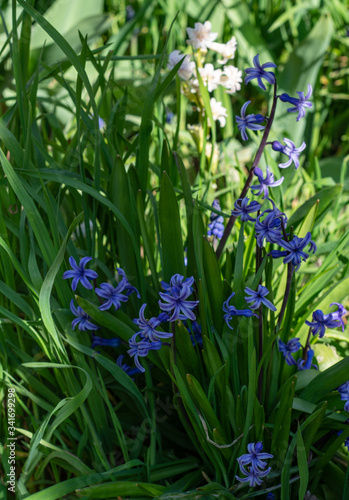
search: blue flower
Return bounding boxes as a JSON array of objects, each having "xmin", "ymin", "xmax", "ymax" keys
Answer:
[
  {"xmin": 330, "ymin": 302, "xmax": 347, "ymax": 332},
  {"xmin": 63, "ymin": 256, "xmax": 98, "ymax": 291},
  {"xmin": 244, "ymin": 54, "xmax": 277, "ymax": 91},
  {"xmin": 223, "ymin": 292, "xmax": 257, "ymax": 329},
  {"xmin": 116, "ymin": 268, "xmax": 141, "ymax": 298},
  {"xmin": 166, "ymin": 111, "xmax": 175, "ymax": 124},
  {"xmin": 270, "ymin": 232, "xmax": 317, "ymax": 271},
  {"xmin": 338, "ymin": 381, "xmax": 349, "ymax": 401},
  {"xmin": 231, "ymin": 197, "xmax": 261, "ymax": 222},
  {"xmin": 91, "ymin": 335, "xmax": 121, "ymax": 349},
  {"xmin": 159, "ymin": 274, "xmax": 199, "ymax": 322},
  {"xmin": 133, "ymin": 304, "xmax": 172, "ymax": 341},
  {"xmin": 127, "ymin": 333, "xmax": 162, "ymax": 372},
  {"xmin": 70, "ymin": 300, "xmax": 99, "ymax": 331},
  {"xmin": 207, "ymin": 199, "xmax": 225, "ymax": 239},
  {"xmin": 236, "ymin": 442, "xmax": 273, "ymax": 487},
  {"xmin": 267, "ymin": 494, "xmax": 276, "ymax": 500},
  {"xmin": 236, "ymin": 100, "xmax": 265, "ymax": 141},
  {"xmin": 244, "ymin": 285, "xmax": 277, "ymax": 311},
  {"xmin": 279, "ymin": 84, "xmax": 313, "ymax": 121},
  {"xmin": 297, "ymin": 348, "xmax": 318, "ymax": 370},
  {"xmin": 278, "ymin": 337, "xmax": 301, "ymax": 366},
  {"xmin": 116, "ymin": 354, "xmax": 141, "ymax": 378},
  {"xmin": 95, "ymin": 281, "xmax": 129, "ymax": 311},
  {"xmin": 272, "ymin": 139, "xmax": 306, "ymax": 169},
  {"xmin": 305, "ymin": 309, "xmax": 341, "ymax": 338},
  {"xmin": 255, "ymin": 207, "xmax": 286, "ymax": 248},
  {"xmin": 250, "ymin": 166, "xmax": 284, "ymax": 199}
]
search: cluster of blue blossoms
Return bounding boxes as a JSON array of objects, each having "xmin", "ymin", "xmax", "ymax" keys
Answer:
[
  {"xmin": 279, "ymin": 303, "xmax": 347, "ymax": 371},
  {"xmin": 63, "ymin": 260, "xmax": 200, "ymax": 373},
  {"xmin": 236, "ymin": 441, "xmax": 273, "ymax": 487}
]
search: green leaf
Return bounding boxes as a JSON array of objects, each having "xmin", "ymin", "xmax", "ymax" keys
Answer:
[
  {"xmin": 202, "ymin": 237, "xmax": 224, "ymax": 332},
  {"xmin": 159, "ymin": 172, "xmax": 185, "ymax": 282},
  {"xmin": 300, "ymin": 356, "xmax": 349, "ymax": 403},
  {"xmin": 296, "ymin": 426, "xmax": 309, "ymax": 500}
]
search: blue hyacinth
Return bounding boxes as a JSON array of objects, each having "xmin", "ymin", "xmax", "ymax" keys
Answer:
[
  {"xmin": 255, "ymin": 206, "xmax": 286, "ymax": 248},
  {"xmin": 159, "ymin": 274, "xmax": 199, "ymax": 322},
  {"xmin": 272, "ymin": 138, "xmax": 306, "ymax": 169},
  {"xmin": 270, "ymin": 232, "xmax": 316, "ymax": 271},
  {"xmin": 244, "ymin": 54, "xmax": 277, "ymax": 91},
  {"xmin": 127, "ymin": 333, "xmax": 162, "ymax": 373},
  {"xmin": 330, "ymin": 302, "xmax": 347, "ymax": 332},
  {"xmin": 236, "ymin": 442, "xmax": 273, "ymax": 487},
  {"xmin": 133, "ymin": 304, "xmax": 172, "ymax": 342},
  {"xmin": 278, "ymin": 337, "xmax": 301, "ymax": 366},
  {"xmin": 116, "ymin": 354, "xmax": 141, "ymax": 378},
  {"xmin": 116, "ymin": 268, "xmax": 141, "ymax": 298},
  {"xmin": 231, "ymin": 197, "xmax": 261, "ymax": 222},
  {"xmin": 297, "ymin": 348, "xmax": 318, "ymax": 371},
  {"xmin": 305, "ymin": 309, "xmax": 342, "ymax": 338},
  {"xmin": 250, "ymin": 166, "xmax": 284, "ymax": 199},
  {"xmin": 236, "ymin": 101, "xmax": 265, "ymax": 141},
  {"xmin": 207, "ymin": 199, "xmax": 225, "ymax": 239},
  {"xmin": 279, "ymin": 84, "xmax": 313, "ymax": 121},
  {"xmin": 244, "ymin": 285, "xmax": 277, "ymax": 311},
  {"xmin": 63, "ymin": 256, "xmax": 98, "ymax": 291},
  {"xmin": 91, "ymin": 335, "xmax": 121, "ymax": 349},
  {"xmin": 223, "ymin": 292, "xmax": 257, "ymax": 329},
  {"xmin": 70, "ymin": 300, "xmax": 99, "ymax": 332}
]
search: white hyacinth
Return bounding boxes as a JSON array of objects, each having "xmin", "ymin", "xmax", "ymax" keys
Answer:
[
  {"xmin": 209, "ymin": 36, "xmax": 237, "ymax": 64},
  {"xmin": 186, "ymin": 21, "xmax": 218, "ymax": 51},
  {"xmin": 208, "ymin": 98, "xmax": 228, "ymax": 127},
  {"xmin": 167, "ymin": 50, "xmax": 195, "ymax": 80},
  {"xmin": 193, "ymin": 63, "xmax": 222, "ymax": 92},
  {"xmin": 220, "ymin": 66, "xmax": 243, "ymax": 94}
]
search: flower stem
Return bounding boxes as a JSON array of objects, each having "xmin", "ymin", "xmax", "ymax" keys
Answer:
[
  {"xmin": 216, "ymin": 82, "xmax": 279, "ymax": 260},
  {"xmin": 303, "ymin": 327, "xmax": 312, "ymax": 360},
  {"xmin": 276, "ymin": 262, "xmax": 293, "ymax": 331}
]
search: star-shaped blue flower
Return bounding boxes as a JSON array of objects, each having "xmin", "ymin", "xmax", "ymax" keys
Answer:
[
  {"xmin": 116, "ymin": 354, "xmax": 141, "ymax": 378},
  {"xmin": 95, "ymin": 280, "xmax": 129, "ymax": 311},
  {"xmin": 223, "ymin": 292, "xmax": 257, "ymax": 329},
  {"xmin": 305, "ymin": 309, "xmax": 342, "ymax": 338},
  {"xmin": 270, "ymin": 232, "xmax": 316, "ymax": 271},
  {"xmin": 244, "ymin": 285, "xmax": 277, "ymax": 311},
  {"xmin": 236, "ymin": 100, "xmax": 265, "ymax": 141},
  {"xmin": 127, "ymin": 333, "xmax": 162, "ymax": 372},
  {"xmin": 251, "ymin": 166, "xmax": 284, "ymax": 198},
  {"xmin": 236, "ymin": 442, "xmax": 273, "ymax": 487},
  {"xmin": 330, "ymin": 302, "xmax": 347, "ymax": 332},
  {"xmin": 244, "ymin": 54, "xmax": 277, "ymax": 91},
  {"xmin": 279, "ymin": 84, "xmax": 313, "ymax": 121},
  {"xmin": 231, "ymin": 197, "xmax": 261, "ymax": 222},
  {"xmin": 272, "ymin": 138, "xmax": 306, "ymax": 169},
  {"xmin": 255, "ymin": 207, "xmax": 286, "ymax": 248},
  {"xmin": 63, "ymin": 256, "xmax": 98, "ymax": 291},
  {"xmin": 133, "ymin": 304, "xmax": 172, "ymax": 341},
  {"xmin": 159, "ymin": 274, "xmax": 199, "ymax": 322},
  {"xmin": 278, "ymin": 337, "xmax": 301, "ymax": 366},
  {"xmin": 70, "ymin": 300, "xmax": 99, "ymax": 331},
  {"xmin": 116, "ymin": 268, "xmax": 141, "ymax": 298}
]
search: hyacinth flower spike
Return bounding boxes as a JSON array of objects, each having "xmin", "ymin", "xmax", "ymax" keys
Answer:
[
  {"xmin": 244, "ymin": 285, "xmax": 277, "ymax": 311},
  {"xmin": 159, "ymin": 274, "xmax": 199, "ymax": 322},
  {"xmin": 133, "ymin": 303, "xmax": 172, "ymax": 342},
  {"xmin": 244, "ymin": 54, "xmax": 277, "ymax": 91},
  {"xmin": 70, "ymin": 300, "xmax": 99, "ymax": 332},
  {"xmin": 128, "ymin": 333, "xmax": 162, "ymax": 372},
  {"xmin": 270, "ymin": 232, "xmax": 316, "ymax": 271},
  {"xmin": 236, "ymin": 442, "xmax": 273, "ymax": 487},
  {"xmin": 207, "ymin": 199, "xmax": 225, "ymax": 239},
  {"xmin": 63, "ymin": 256, "xmax": 98, "ymax": 291},
  {"xmin": 255, "ymin": 207, "xmax": 286, "ymax": 248},
  {"xmin": 305, "ymin": 309, "xmax": 341, "ymax": 338},
  {"xmin": 279, "ymin": 84, "xmax": 313, "ymax": 121},
  {"xmin": 330, "ymin": 302, "xmax": 347, "ymax": 331},
  {"xmin": 116, "ymin": 268, "xmax": 141, "ymax": 298},
  {"xmin": 297, "ymin": 348, "xmax": 318, "ymax": 370},
  {"xmin": 231, "ymin": 197, "xmax": 261, "ymax": 222},
  {"xmin": 236, "ymin": 100, "xmax": 265, "ymax": 141},
  {"xmin": 91, "ymin": 335, "xmax": 121, "ymax": 349},
  {"xmin": 95, "ymin": 280, "xmax": 129, "ymax": 311},
  {"xmin": 250, "ymin": 166, "xmax": 284, "ymax": 199},
  {"xmin": 223, "ymin": 292, "xmax": 257, "ymax": 329},
  {"xmin": 272, "ymin": 139, "xmax": 306, "ymax": 169},
  {"xmin": 116, "ymin": 354, "xmax": 141, "ymax": 378},
  {"xmin": 278, "ymin": 337, "xmax": 301, "ymax": 366}
]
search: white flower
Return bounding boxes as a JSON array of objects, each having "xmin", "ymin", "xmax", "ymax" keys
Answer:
[
  {"xmin": 220, "ymin": 65, "xmax": 243, "ymax": 94},
  {"xmin": 208, "ymin": 98, "xmax": 228, "ymax": 127},
  {"xmin": 186, "ymin": 21, "xmax": 218, "ymax": 51},
  {"xmin": 167, "ymin": 50, "xmax": 195, "ymax": 80},
  {"xmin": 193, "ymin": 64, "xmax": 222, "ymax": 92},
  {"xmin": 209, "ymin": 36, "xmax": 237, "ymax": 64}
]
